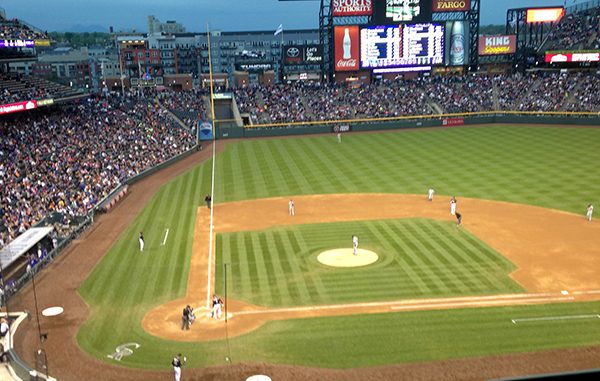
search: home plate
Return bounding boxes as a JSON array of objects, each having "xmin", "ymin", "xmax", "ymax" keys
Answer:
[
  {"xmin": 561, "ymin": 290, "xmax": 569, "ymax": 295},
  {"xmin": 42, "ymin": 306, "xmax": 64, "ymax": 317}
]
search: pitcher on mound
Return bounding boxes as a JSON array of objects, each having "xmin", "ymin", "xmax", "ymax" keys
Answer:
[{"xmin": 352, "ymin": 235, "xmax": 359, "ymax": 256}]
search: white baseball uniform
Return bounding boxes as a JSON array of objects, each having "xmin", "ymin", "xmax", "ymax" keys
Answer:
[
  {"xmin": 587, "ymin": 205, "xmax": 594, "ymax": 221},
  {"xmin": 352, "ymin": 235, "xmax": 359, "ymax": 255}
]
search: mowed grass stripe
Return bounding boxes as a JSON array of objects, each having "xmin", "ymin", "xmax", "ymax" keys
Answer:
[
  {"xmin": 421, "ymin": 222, "xmax": 501, "ymax": 293},
  {"xmin": 411, "ymin": 220, "xmax": 477, "ymax": 294},
  {"xmin": 368, "ymin": 221, "xmax": 431, "ymax": 296}
]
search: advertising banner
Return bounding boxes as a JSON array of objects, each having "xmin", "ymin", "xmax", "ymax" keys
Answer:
[
  {"xmin": 334, "ymin": 26, "xmax": 359, "ymax": 71},
  {"xmin": 526, "ymin": 7, "xmax": 564, "ymax": 23},
  {"xmin": 284, "ymin": 45, "xmax": 323, "ymax": 65},
  {"xmin": 545, "ymin": 51, "xmax": 600, "ymax": 63},
  {"xmin": 0, "ymin": 100, "xmax": 37, "ymax": 115},
  {"xmin": 0, "ymin": 39, "xmax": 34, "ymax": 48},
  {"xmin": 442, "ymin": 117, "xmax": 464, "ymax": 126},
  {"xmin": 374, "ymin": 0, "xmax": 432, "ymax": 24},
  {"xmin": 333, "ymin": 0, "xmax": 372, "ymax": 16},
  {"xmin": 432, "ymin": 0, "xmax": 470, "ymax": 12},
  {"xmin": 198, "ymin": 121, "xmax": 214, "ymax": 141},
  {"xmin": 478, "ymin": 35, "xmax": 517, "ymax": 55}
]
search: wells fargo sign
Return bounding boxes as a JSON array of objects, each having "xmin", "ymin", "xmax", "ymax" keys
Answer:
[
  {"xmin": 478, "ymin": 35, "xmax": 517, "ymax": 55},
  {"xmin": 432, "ymin": 0, "xmax": 470, "ymax": 12}
]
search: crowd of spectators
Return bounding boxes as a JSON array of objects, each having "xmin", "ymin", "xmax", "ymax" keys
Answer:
[
  {"xmin": 422, "ymin": 75, "xmax": 495, "ymax": 114},
  {"xmin": 159, "ymin": 88, "xmax": 208, "ymax": 127},
  {"xmin": 0, "ymin": 17, "xmax": 48, "ymax": 41},
  {"xmin": 234, "ymin": 71, "xmax": 600, "ymax": 125},
  {"xmin": 234, "ymin": 80, "xmax": 432, "ymax": 124},
  {"xmin": 545, "ymin": 6, "xmax": 600, "ymax": 51},
  {"xmin": 0, "ymin": 91, "xmax": 195, "ymax": 248}
]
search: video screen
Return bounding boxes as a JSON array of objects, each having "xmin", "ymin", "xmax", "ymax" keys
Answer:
[{"xmin": 373, "ymin": 0, "xmax": 433, "ymax": 24}]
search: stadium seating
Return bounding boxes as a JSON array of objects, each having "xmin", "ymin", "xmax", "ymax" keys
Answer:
[
  {"xmin": 0, "ymin": 92, "xmax": 195, "ymax": 248},
  {"xmin": 0, "ymin": 73, "xmax": 84, "ymax": 104},
  {"xmin": 0, "ymin": 15, "xmax": 48, "ymax": 40},
  {"xmin": 544, "ymin": 6, "xmax": 600, "ymax": 51}
]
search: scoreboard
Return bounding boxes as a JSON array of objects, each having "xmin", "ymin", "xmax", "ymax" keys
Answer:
[{"xmin": 360, "ymin": 23, "xmax": 444, "ymax": 69}]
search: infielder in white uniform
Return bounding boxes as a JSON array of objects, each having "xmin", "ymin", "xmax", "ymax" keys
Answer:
[
  {"xmin": 172, "ymin": 353, "xmax": 185, "ymax": 381},
  {"xmin": 428, "ymin": 188, "xmax": 435, "ymax": 201},
  {"xmin": 352, "ymin": 235, "xmax": 359, "ymax": 256},
  {"xmin": 587, "ymin": 204, "xmax": 594, "ymax": 221},
  {"xmin": 288, "ymin": 199, "xmax": 295, "ymax": 216},
  {"xmin": 139, "ymin": 232, "xmax": 144, "ymax": 252},
  {"xmin": 450, "ymin": 197, "xmax": 457, "ymax": 215}
]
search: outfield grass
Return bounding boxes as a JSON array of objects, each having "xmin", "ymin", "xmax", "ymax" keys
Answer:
[
  {"xmin": 77, "ymin": 125, "xmax": 600, "ymax": 369},
  {"xmin": 215, "ymin": 126, "xmax": 600, "ymax": 213},
  {"xmin": 215, "ymin": 219, "xmax": 522, "ymax": 307}
]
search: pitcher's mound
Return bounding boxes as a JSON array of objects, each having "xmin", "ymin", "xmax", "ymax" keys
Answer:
[{"xmin": 317, "ymin": 249, "xmax": 379, "ymax": 268}]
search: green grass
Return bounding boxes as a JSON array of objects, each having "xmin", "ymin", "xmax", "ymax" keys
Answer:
[
  {"xmin": 76, "ymin": 125, "xmax": 600, "ymax": 369},
  {"xmin": 215, "ymin": 126, "xmax": 600, "ymax": 213},
  {"xmin": 215, "ymin": 219, "xmax": 523, "ymax": 307}
]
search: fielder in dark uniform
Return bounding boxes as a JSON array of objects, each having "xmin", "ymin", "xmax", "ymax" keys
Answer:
[
  {"xmin": 204, "ymin": 195, "xmax": 212, "ymax": 209},
  {"xmin": 456, "ymin": 212, "xmax": 462, "ymax": 226}
]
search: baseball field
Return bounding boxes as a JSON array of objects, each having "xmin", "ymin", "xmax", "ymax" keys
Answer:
[{"xmin": 22, "ymin": 124, "xmax": 600, "ymax": 380}]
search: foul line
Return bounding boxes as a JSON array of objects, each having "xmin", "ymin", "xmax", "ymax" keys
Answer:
[
  {"xmin": 233, "ymin": 293, "xmax": 574, "ymax": 317},
  {"xmin": 511, "ymin": 314, "xmax": 600, "ymax": 324},
  {"xmin": 162, "ymin": 229, "xmax": 170, "ymax": 245}
]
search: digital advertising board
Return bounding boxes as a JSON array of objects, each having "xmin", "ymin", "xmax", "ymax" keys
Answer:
[
  {"xmin": 335, "ymin": 26, "xmax": 360, "ymax": 71},
  {"xmin": 360, "ymin": 23, "xmax": 444, "ymax": 69},
  {"xmin": 478, "ymin": 35, "xmax": 517, "ymax": 55},
  {"xmin": 332, "ymin": 0, "xmax": 373, "ymax": 17},
  {"xmin": 284, "ymin": 45, "xmax": 323, "ymax": 65},
  {"xmin": 545, "ymin": 51, "xmax": 600, "ymax": 63},
  {"xmin": 526, "ymin": 7, "xmax": 564, "ymax": 23},
  {"xmin": 0, "ymin": 100, "xmax": 37, "ymax": 115},
  {"xmin": 0, "ymin": 39, "xmax": 35, "ymax": 48},
  {"xmin": 373, "ymin": 0, "xmax": 433, "ymax": 24},
  {"xmin": 432, "ymin": 0, "xmax": 470, "ymax": 12}
]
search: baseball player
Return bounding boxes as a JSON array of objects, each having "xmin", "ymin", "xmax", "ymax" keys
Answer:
[
  {"xmin": 352, "ymin": 235, "xmax": 359, "ymax": 256},
  {"xmin": 212, "ymin": 294, "xmax": 223, "ymax": 319},
  {"xmin": 172, "ymin": 353, "xmax": 186, "ymax": 381},
  {"xmin": 139, "ymin": 232, "xmax": 144, "ymax": 252},
  {"xmin": 456, "ymin": 211, "xmax": 462, "ymax": 226},
  {"xmin": 428, "ymin": 188, "xmax": 435, "ymax": 201},
  {"xmin": 587, "ymin": 204, "xmax": 594, "ymax": 221},
  {"xmin": 337, "ymin": 132, "xmax": 342, "ymax": 143},
  {"xmin": 450, "ymin": 197, "xmax": 457, "ymax": 215},
  {"xmin": 288, "ymin": 199, "xmax": 295, "ymax": 216}
]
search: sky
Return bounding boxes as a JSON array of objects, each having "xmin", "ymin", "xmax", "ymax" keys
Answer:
[{"xmin": 1, "ymin": 0, "xmax": 579, "ymax": 33}]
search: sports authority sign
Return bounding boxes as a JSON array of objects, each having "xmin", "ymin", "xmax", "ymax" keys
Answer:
[
  {"xmin": 478, "ymin": 35, "xmax": 517, "ymax": 55},
  {"xmin": 334, "ymin": 26, "xmax": 359, "ymax": 71},
  {"xmin": 432, "ymin": 0, "xmax": 470, "ymax": 12},
  {"xmin": 332, "ymin": 0, "xmax": 372, "ymax": 17}
]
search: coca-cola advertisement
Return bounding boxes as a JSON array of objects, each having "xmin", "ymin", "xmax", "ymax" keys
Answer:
[
  {"xmin": 333, "ymin": 0, "xmax": 373, "ymax": 17},
  {"xmin": 334, "ymin": 25, "xmax": 359, "ymax": 72}
]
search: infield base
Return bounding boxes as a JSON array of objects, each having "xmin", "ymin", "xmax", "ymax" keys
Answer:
[{"xmin": 317, "ymin": 249, "xmax": 379, "ymax": 267}]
